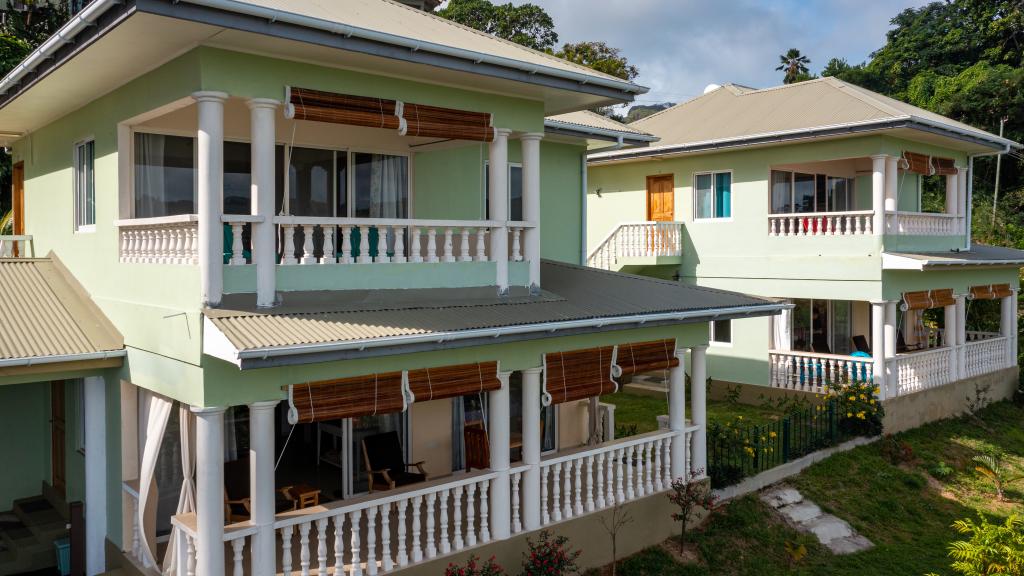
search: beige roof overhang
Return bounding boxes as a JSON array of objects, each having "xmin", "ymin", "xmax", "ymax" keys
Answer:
[
  {"xmin": 883, "ymin": 245, "xmax": 1024, "ymax": 271},
  {"xmin": 204, "ymin": 261, "xmax": 787, "ymax": 369},
  {"xmin": 545, "ymin": 110, "xmax": 659, "ymax": 147},
  {"xmin": 0, "ymin": 254, "xmax": 125, "ymax": 379}
]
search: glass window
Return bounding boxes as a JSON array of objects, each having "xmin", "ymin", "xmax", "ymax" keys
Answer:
[
  {"xmin": 353, "ymin": 152, "xmax": 408, "ymax": 218},
  {"xmin": 133, "ymin": 133, "xmax": 195, "ymax": 217},
  {"xmin": 793, "ymin": 173, "xmax": 815, "ymax": 213},
  {"xmin": 827, "ymin": 177, "xmax": 851, "ymax": 212},
  {"xmin": 695, "ymin": 172, "xmax": 730, "ymax": 219},
  {"xmin": 831, "ymin": 301, "xmax": 852, "ymax": 355},
  {"xmin": 770, "ymin": 170, "xmax": 792, "ymax": 214},
  {"xmin": 483, "ymin": 163, "xmax": 523, "ymax": 220},
  {"xmin": 223, "ymin": 141, "xmax": 252, "ymax": 215},
  {"xmin": 286, "ymin": 147, "xmax": 334, "ymax": 216},
  {"xmin": 74, "ymin": 140, "xmax": 95, "ymax": 230},
  {"xmin": 711, "ymin": 319, "xmax": 732, "ymax": 344},
  {"xmin": 815, "ymin": 174, "xmax": 828, "ymax": 212},
  {"xmin": 791, "ymin": 298, "xmax": 811, "ymax": 352}
]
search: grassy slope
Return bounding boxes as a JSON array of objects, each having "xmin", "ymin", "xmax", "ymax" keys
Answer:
[
  {"xmin": 604, "ymin": 401, "xmax": 1024, "ymax": 576},
  {"xmin": 601, "ymin": 391, "xmax": 786, "ymax": 434}
]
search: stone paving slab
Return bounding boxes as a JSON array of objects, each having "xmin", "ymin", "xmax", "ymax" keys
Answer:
[{"xmin": 759, "ymin": 484, "xmax": 874, "ymax": 555}]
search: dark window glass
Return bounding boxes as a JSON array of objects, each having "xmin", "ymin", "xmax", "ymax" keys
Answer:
[
  {"xmin": 793, "ymin": 173, "xmax": 815, "ymax": 214},
  {"xmin": 133, "ymin": 133, "xmax": 195, "ymax": 217},
  {"xmin": 712, "ymin": 319, "xmax": 732, "ymax": 343},
  {"xmin": 815, "ymin": 174, "xmax": 828, "ymax": 212},
  {"xmin": 223, "ymin": 141, "xmax": 251, "ymax": 215},
  {"xmin": 287, "ymin": 147, "xmax": 334, "ymax": 216},
  {"xmin": 770, "ymin": 170, "xmax": 792, "ymax": 214},
  {"xmin": 353, "ymin": 153, "xmax": 408, "ymax": 218}
]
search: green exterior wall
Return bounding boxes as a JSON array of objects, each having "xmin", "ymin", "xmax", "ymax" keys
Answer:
[{"xmin": 0, "ymin": 382, "xmax": 50, "ymax": 510}]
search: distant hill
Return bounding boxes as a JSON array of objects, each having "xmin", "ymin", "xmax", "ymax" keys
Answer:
[{"xmin": 626, "ymin": 102, "xmax": 674, "ymax": 122}]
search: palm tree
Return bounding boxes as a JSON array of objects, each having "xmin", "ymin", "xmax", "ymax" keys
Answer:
[{"xmin": 776, "ymin": 49, "xmax": 811, "ymax": 84}]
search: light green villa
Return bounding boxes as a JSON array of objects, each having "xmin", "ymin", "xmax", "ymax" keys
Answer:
[
  {"xmin": 0, "ymin": 1, "xmax": 784, "ymax": 575},
  {"xmin": 586, "ymin": 79, "xmax": 1023, "ymax": 428}
]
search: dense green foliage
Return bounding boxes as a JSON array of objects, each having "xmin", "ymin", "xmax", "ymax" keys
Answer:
[{"xmin": 554, "ymin": 41, "xmax": 638, "ymax": 82}]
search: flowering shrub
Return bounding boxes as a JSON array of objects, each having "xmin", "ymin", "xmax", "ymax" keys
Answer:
[
  {"xmin": 520, "ymin": 531, "xmax": 580, "ymax": 576},
  {"xmin": 824, "ymin": 378, "xmax": 884, "ymax": 436},
  {"xmin": 444, "ymin": 555, "xmax": 505, "ymax": 576}
]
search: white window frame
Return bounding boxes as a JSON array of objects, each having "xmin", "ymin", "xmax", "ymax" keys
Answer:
[
  {"xmin": 129, "ymin": 128, "xmax": 199, "ymax": 219},
  {"xmin": 482, "ymin": 160, "xmax": 523, "ymax": 220},
  {"xmin": 691, "ymin": 169, "xmax": 733, "ymax": 222},
  {"xmin": 73, "ymin": 138, "xmax": 96, "ymax": 233},
  {"xmin": 768, "ymin": 169, "xmax": 857, "ymax": 215},
  {"xmin": 709, "ymin": 319, "xmax": 733, "ymax": 347}
]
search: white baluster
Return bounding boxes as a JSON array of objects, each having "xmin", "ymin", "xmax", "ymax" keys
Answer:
[
  {"xmin": 551, "ymin": 463, "xmax": 563, "ymax": 522},
  {"xmin": 479, "ymin": 479, "xmax": 491, "ymax": 542},
  {"xmin": 654, "ymin": 439, "xmax": 664, "ymax": 492},
  {"xmin": 442, "ymin": 228, "xmax": 454, "ymax": 263},
  {"xmin": 229, "ymin": 223, "xmax": 245, "ymax": 265},
  {"xmin": 562, "ymin": 461, "xmax": 573, "ymax": 519},
  {"xmin": 465, "ymin": 484, "xmax": 477, "ymax": 546},
  {"xmin": 365, "ymin": 505, "xmax": 378, "ymax": 576},
  {"xmin": 459, "ymin": 228, "xmax": 472, "ymax": 262},
  {"xmin": 281, "ymin": 224, "xmax": 297, "ymax": 265},
  {"xmin": 475, "ymin": 228, "xmax": 488, "ymax": 262},
  {"xmin": 635, "ymin": 444, "xmax": 646, "ymax": 497},
  {"xmin": 130, "ymin": 498, "xmax": 140, "ymax": 559},
  {"xmin": 511, "ymin": 473, "xmax": 522, "ymax": 533},
  {"xmin": 350, "ymin": 509, "xmax": 363, "ymax": 576},
  {"xmin": 316, "ymin": 517, "xmax": 328, "ymax": 576},
  {"xmin": 393, "ymin": 226, "xmax": 406, "ymax": 263},
  {"xmin": 186, "ymin": 535, "xmax": 196, "ymax": 576},
  {"xmin": 358, "ymin": 225, "xmax": 372, "ymax": 264},
  {"xmin": 411, "ymin": 496, "xmax": 423, "ymax": 562},
  {"xmin": 300, "ymin": 225, "xmax": 316, "ymax": 265},
  {"xmin": 376, "ymin": 225, "xmax": 390, "ymax": 263},
  {"xmin": 625, "ymin": 445, "xmax": 636, "ymax": 500},
  {"xmin": 573, "ymin": 458, "xmax": 584, "ymax": 516},
  {"xmin": 615, "ymin": 448, "xmax": 625, "ymax": 503},
  {"xmin": 340, "ymin": 225, "xmax": 354, "ymax": 264},
  {"xmin": 380, "ymin": 503, "xmax": 393, "ymax": 572},
  {"xmin": 596, "ymin": 452, "xmax": 607, "ymax": 509},
  {"xmin": 540, "ymin": 466, "xmax": 550, "ymax": 524},
  {"xmin": 662, "ymin": 437, "xmax": 673, "ymax": 488},
  {"xmin": 281, "ymin": 525, "xmax": 294, "ymax": 576},
  {"xmin": 298, "ymin": 521, "xmax": 311, "ymax": 576},
  {"xmin": 452, "ymin": 486, "xmax": 464, "ymax": 550},
  {"xmin": 585, "ymin": 456, "xmax": 595, "ymax": 512},
  {"xmin": 333, "ymin": 514, "xmax": 345, "ymax": 575},
  {"xmin": 425, "ymin": 492, "xmax": 438, "ymax": 558},
  {"xmin": 410, "ymin": 227, "xmax": 423, "ymax": 263},
  {"xmin": 511, "ymin": 228, "xmax": 522, "ymax": 261},
  {"xmin": 439, "ymin": 489, "xmax": 451, "ymax": 554},
  {"xmin": 231, "ymin": 538, "xmax": 245, "ymax": 576},
  {"xmin": 426, "ymin": 229, "xmax": 438, "ymax": 263},
  {"xmin": 396, "ymin": 499, "xmax": 409, "ymax": 567},
  {"xmin": 321, "ymin": 225, "xmax": 336, "ymax": 264}
]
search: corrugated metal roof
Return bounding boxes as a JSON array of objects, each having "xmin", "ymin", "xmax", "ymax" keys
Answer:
[
  {"xmin": 0, "ymin": 257, "xmax": 123, "ymax": 362},
  {"xmin": 206, "ymin": 260, "xmax": 778, "ymax": 355},
  {"xmin": 885, "ymin": 245, "xmax": 1024, "ymax": 269},
  {"xmin": 627, "ymin": 77, "xmax": 1017, "ymax": 150},
  {"xmin": 546, "ymin": 110, "xmax": 654, "ymax": 137}
]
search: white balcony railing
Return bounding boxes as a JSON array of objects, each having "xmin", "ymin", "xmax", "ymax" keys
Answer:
[
  {"xmin": 768, "ymin": 350, "xmax": 873, "ymax": 393},
  {"xmin": 587, "ymin": 221, "xmax": 682, "ymax": 271},
  {"xmin": 966, "ymin": 330, "xmax": 1001, "ymax": 342},
  {"xmin": 767, "ymin": 211, "xmax": 874, "ymax": 237},
  {"xmin": 886, "ymin": 211, "xmax": 964, "ymax": 236},
  {"xmin": 0, "ymin": 234, "xmax": 34, "ymax": 258},
  {"xmin": 117, "ymin": 215, "xmax": 199, "ymax": 265},
  {"xmin": 890, "ymin": 347, "xmax": 955, "ymax": 396},
  {"xmin": 963, "ymin": 336, "xmax": 1011, "ymax": 378}
]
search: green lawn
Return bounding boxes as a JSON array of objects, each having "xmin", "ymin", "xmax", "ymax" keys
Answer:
[
  {"xmin": 593, "ymin": 400, "xmax": 1024, "ymax": 576},
  {"xmin": 601, "ymin": 390, "xmax": 787, "ymax": 435}
]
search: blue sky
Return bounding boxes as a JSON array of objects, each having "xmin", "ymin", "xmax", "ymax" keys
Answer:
[{"xmin": 513, "ymin": 0, "xmax": 925, "ymax": 106}]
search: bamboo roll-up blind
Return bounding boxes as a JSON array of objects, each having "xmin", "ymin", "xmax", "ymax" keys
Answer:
[
  {"xmin": 542, "ymin": 345, "xmax": 617, "ymax": 406},
  {"xmin": 970, "ymin": 284, "xmax": 1012, "ymax": 300},
  {"xmin": 615, "ymin": 339, "xmax": 679, "ymax": 376},
  {"xmin": 902, "ymin": 288, "xmax": 956, "ymax": 310},
  {"xmin": 902, "ymin": 151, "xmax": 933, "ymax": 175},
  {"xmin": 407, "ymin": 361, "xmax": 501, "ymax": 403},
  {"xmin": 403, "ymin": 102, "xmax": 494, "ymax": 142},
  {"xmin": 288, "ymin": 372, "xmax": 406, "ymax": 423},
  {"xmin": 932, "ymin": 157, "xmax": 958, "ymax": 176},
  {"xmin": 286, "ymin": 87, "xmax": 401, "ymax": 130}
]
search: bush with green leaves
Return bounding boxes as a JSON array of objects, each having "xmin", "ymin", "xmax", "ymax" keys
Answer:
[
  {"xmin": 926, "ymin": 515, "xmax": 1024, "ymax": 576},
  {"xmin": 521, "ymin": 530, "xmax": 579, "ymax": 576},
  {"xmin": 973, "ymin": 453, "xmax": 1024, "ymax": 502},
  {"xmin": 445, "ymin": 555, "xmax": 505, "ymax": 576}
]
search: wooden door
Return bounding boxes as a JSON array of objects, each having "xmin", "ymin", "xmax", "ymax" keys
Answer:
[
  {"xmin": 51, "ymin": 381, "xmax": 66, "ymax": 498},
  {"xmin": 646, "ymin": 174, "xmax": 674, "ymax": 221},
  {"xmin": 11, "ymin": 161, "xmax": 24, "ymax": 256}
]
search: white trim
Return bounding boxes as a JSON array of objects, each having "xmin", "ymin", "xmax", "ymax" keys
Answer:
[
  {"xmin": 73, "ymin": 137, "xmax": 96, "ymax": 232},
  {"xmin": 709, "ymin": 319, "xmax": 732, "ymax": 347},
  {"xmin": 0, "ymin": 349, "xmax": 125, "ymax": 368},
  {"xmin": 691, "ymin": 169, "xmax": 733, "ymax": 221}
]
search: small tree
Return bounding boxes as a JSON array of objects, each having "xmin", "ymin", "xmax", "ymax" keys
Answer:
[
  {"xmin": 520, "ymin": 530, "xmax": 580, "ymax": 576},
  {"xmin": 597, "ymin": 502, "xmax": 633, "ymax": 576},
  {"xmin": 666, "ymin": 468, "xmax": 717, "ymax": 548},
  {"xmin": 925, "ymin": 515, "xmax": 1024, "ymax": 576},
  {"xmin": 973, "ymin": 453, "xmax": 1024, "ymax": 502}
]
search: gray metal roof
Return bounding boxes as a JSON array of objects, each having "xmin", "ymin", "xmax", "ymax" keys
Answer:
[
  {"xmin": 883, "ymin": 245, "xmax": 1024, "ymax": 270},
  {"xmin": 205, "ymin": 260, "xmax": 782, "ymax": 367}
]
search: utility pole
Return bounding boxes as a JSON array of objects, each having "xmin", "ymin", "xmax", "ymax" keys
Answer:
[{"xmin": 991, "ymin": 116, "xmax": 1007, "ymax": 225}]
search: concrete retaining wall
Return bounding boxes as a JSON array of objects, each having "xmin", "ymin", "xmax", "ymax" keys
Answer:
[{"xmin": 882, "ymin": 366, "xmax": 1019, "ymax": 433}]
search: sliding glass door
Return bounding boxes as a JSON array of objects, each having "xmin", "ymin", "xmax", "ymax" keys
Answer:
[{"xmin": 790, "ymin": 299, "xmax": 853, "ymax": 355}]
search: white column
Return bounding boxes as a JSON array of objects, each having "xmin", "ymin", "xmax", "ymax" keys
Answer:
[
  {"xmin": 248, "ymin": 99, "xmax": 278, "ymax": 308},
  {"xmin": 885, "ymin": 155, "xmax": 899, "ymax": 213},
  {"xmin": 488, "ymin": 129, "xmax": 511, "ymax": 293},
  {"xmin": 944, "ymin": 301, "xmax": 959, "ymax": 381},
  {"xmin": 956, "ymin": 294, "xmax": 967, "ymax": 377},
  {"xmin": 945, "ymin": 171, "xmax": 958, "ymax": 216},
  {"xmin": 884, "ymin": 301, "xmax": 898, "ymax": 397},
  {"xmin": 1002, "ymin": 290, "xmax": 1017, "ymax": 368},
  {"xmin": 957, "ymin": 167, "xmax": 968, "ymax": 237},
  {"xmin": 192, "ymin": 406, "xmax": 227, "ymax": 576},
  {"xmin": 689, "ymin": 346, "xmax": 707, "ymax": 476},
  {"xmin": 668, "ymin": 349, "xmax": 686, "ymax": 479},
  {"xmin": 870, "ymin": 154, "xmax": 886, "ymax": 235},
  {"xmin": 521, "ymin": 133, "xmax": 543, "ymax": 292},
  {"xmin": 249, "ymin": 400, "xmax": 278, "ymax": 576},
  {"xmin": 871, "ymin": 301, "xmax": 887, "ymax": 400},
  {"xmin": 489, "ymin": 371, "xmax": 512, "ymax": 539},
  {"xmin": 520, "ymin": 368, "xmax": 542, "ymax": 531},
  {"xmin": 194, "ymin": 91, "xmax": 228, "ymax": 307},
  {"xmin": 84, "ymin": 376, "xmax": 106, "ymax": 576}
]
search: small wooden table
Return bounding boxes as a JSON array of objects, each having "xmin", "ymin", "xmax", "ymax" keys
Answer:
[{"xmin": 288, "ymin": 483, "xmax": 321, "ymax": 509}]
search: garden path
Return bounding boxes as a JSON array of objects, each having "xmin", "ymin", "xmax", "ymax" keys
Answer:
[{"xmin": 760, "ymin": 485, "xmax": 874, "ymax": 554}]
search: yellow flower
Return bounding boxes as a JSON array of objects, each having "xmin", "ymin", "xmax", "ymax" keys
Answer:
[
  {"xmin": 869, "ymin": 400, "xmax": 875, "ymax": 405},
  {"xmin": 859, "ymin": 394, "xmax": 866, "ymax": 400},
  {"xmin": 847, "ymin": 412, "xmax": 852, "ymax": 418},
  {"xmin": 848, "ymin": 395, "xmax": 856, "ymax": 402},
  {"xmin": 857, "ymin": 411, "xmax": 866, "ymax": 420},
  {"xmin": 873, "ymin": 387, "xmax": 881, "ymax": 394},
  {"xmin": 744, "ymin": 446, "xmax": 755, "ymax": 457},
  {"xmin": 769, "ymin": 431, "xmax": 777, "ymax": 439}
]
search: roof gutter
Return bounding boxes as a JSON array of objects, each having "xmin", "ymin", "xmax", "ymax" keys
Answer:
[
  {"xmin": 177, "ymin": 0, "xmax": 647, "ymax": 96},
  {"xmin": 543, "ymin": 119, "xmax": 658, "ymax": 144},
  {"xmin": 0, "ymin": 349, "xmax": 127, "ymax": 368},
  {"xmin": 0, "ymin": 0, "xmax": 122, "ymax": 96},
  {"xmin": 232, "ymin": 302, "xmax": 788, "ymax": 362}
]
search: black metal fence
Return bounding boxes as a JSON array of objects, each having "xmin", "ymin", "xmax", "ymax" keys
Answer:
[{"xmin": 707, "ymin": 399, "xmax": 841, "ymax": 488}]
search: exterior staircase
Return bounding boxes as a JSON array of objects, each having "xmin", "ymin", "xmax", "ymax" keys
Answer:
[
  {"xmin": 0, "ymin": 495, "xmax": 68, "ymax": 576},
  {"xmin": 587, "ymin": 221, "xmax": 684, "ymax": 271}
]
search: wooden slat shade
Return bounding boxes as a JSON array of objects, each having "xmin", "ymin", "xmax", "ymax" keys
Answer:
[
  {"xmin": 543, "ymin": 345, "xmax": 617, "ymax": 406},
  {"xmin": 902, "ymin": 288, "xmax": 956, "ymax": 310},
  {"xmin": 970, "ymin": 284, "xmax": 1012, "ymax": 300},
  {"xmin": 615, "ymin": 339, "xmax": 679, "ymax": 376},
  {"xmin": 407, "ymin": 361, "xmax": 501, "ymax": 403},
  {"xmin": 288, "ymin": 372, "xmax": 406, "ymax": 424},
  {"xmin": 932, "ymin": 157, "xmax": 958, "ymax": 176},
  {"xmin": 903, "ymin": 151, "xmax": 933, "ymax": 175},
  {"xmin": 403, "ymin": 102, "xmax": 494, "ymax": 142}
]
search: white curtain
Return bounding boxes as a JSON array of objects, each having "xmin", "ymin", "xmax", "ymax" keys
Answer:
[
  {"xmin": 369, "ymin": 154, "xmax": 408, "ymax": 219},
  {"xmin": 134, "ymin": 133, "xmax": 166, "ymax": 218},
  {"xmin": 162, "ymin": 405, "xmax": 195, "ymax": 575},
  {"xmin": 772, "ymin": 306, "xmax": 792, "ymax": 351},
  {"xmin": 138, "ymin": 390, "xmax": 173, "ymax": 569}
]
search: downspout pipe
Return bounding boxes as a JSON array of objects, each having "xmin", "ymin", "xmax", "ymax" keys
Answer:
[
  {"xmin": 964, "ymin": 144, "xmax": 1010, "ymax": 251},
  {"xmin": 581, "ymin": 135, "xmax": 624, "ymax": 265}
]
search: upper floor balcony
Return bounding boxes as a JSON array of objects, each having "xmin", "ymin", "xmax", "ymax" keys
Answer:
[{"xmin": 114, "ymin": 88, "xmax": 549, "ymax": 307}]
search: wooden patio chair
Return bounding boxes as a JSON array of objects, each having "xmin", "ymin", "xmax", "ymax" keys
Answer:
[
  {"xmin": 463, "ymin": 421, "xmax": 489, "ymax": 472},
  {"xmin": 361, "ymin": 431, "xmax": 426, "ymax": 494},
  {"xmin": 852, "ymin": 335, "xmax": 871, "ymax": 355},
  {"xmin": 223, "ymin": 457, "xmax": 296, "ymax": 523}
]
